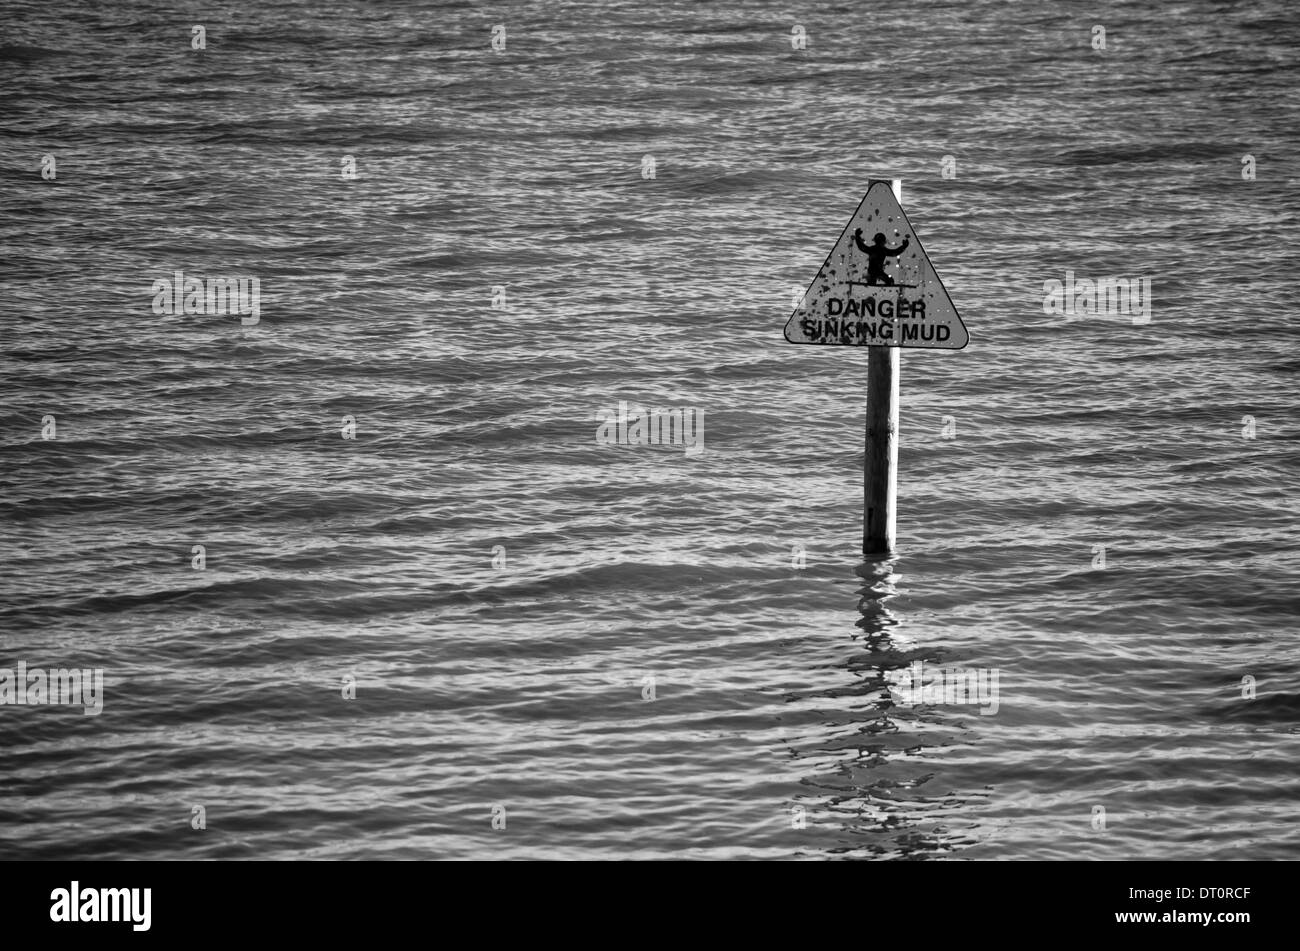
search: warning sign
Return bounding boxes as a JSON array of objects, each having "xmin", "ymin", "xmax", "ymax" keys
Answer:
[{"xmin": 784, "ymin": 181, "xmax": 968, "ymax": 349}]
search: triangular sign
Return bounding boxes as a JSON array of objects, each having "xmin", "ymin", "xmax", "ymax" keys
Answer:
[{"xmin": 784, "ymin": 181, "xmax": 968, "ymax": 349}]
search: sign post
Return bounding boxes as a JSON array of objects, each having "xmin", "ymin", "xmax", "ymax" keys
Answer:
[
  {"xmin": 864, "ymin": 171, "xmax": 901, "ymax": 554},
  {"xmin": 783, "ymin": 178, "xmax": 967, "ymax": 555}
]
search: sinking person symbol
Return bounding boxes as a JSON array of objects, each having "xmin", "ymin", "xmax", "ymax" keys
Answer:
[{"xmin": 853, "ymin": 228, "xmax": 909, "ymax": 286}]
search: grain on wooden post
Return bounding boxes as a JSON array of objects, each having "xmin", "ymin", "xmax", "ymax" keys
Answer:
[{"xmin": 863, "ymin": 179, "xmax": 903, "ymax": 555}]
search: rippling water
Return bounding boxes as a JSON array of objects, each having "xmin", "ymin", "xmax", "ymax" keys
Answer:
[{"xmin": 1, "ymin": 0, "xmax": 1298, "ymax": 860}]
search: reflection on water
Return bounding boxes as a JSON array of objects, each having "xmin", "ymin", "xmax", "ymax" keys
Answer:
[{"xmin": 787, "ymin": 557, "xmax": 984, "ymax": 859}]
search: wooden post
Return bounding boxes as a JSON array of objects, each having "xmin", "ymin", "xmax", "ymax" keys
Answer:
[{"xmin": 864, "ymin": 179, "xmax": 902, "ymax": 555}]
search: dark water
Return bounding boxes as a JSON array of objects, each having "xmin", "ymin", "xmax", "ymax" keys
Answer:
[{"xmin": 1, "ymin": 0, "xmax": 1298, "ymax": 859}]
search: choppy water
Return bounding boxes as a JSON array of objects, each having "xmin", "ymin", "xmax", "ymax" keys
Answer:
[{"xmin": 1, "ymin": 0, "xmax": 1299, "ymax": 860}]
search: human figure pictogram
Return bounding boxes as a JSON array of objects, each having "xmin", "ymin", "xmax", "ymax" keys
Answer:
[{"xmin": 853, "ymin": 229, "xmax": 910, "ymax": 285}]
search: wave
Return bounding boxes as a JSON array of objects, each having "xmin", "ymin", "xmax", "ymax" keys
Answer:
[
  {"xmin": 0, "ymin": 44, "xmax": 61, "ymax": 64},
  {"xmin": 1053, "ymin": 141, "xmax": 1236, "ymax": 166}
]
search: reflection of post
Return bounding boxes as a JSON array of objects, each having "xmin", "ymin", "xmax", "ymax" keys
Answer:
[{"xmin": 864, "ymin": 179, "xmax": 901, "ymax": 554}]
